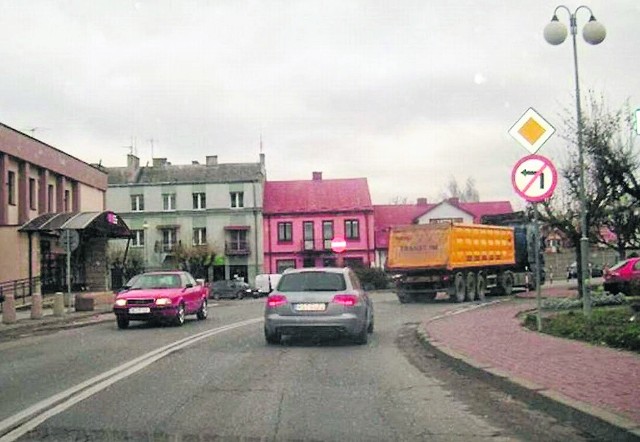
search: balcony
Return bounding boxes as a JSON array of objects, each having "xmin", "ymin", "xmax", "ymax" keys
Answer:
[
  {"xmin": 300, "ymin": 240, "xmax": 332, "ymax": 254},
  {"xmin": 154, "ymin": 242, "xmax": 177, "ymax": 253},
  {"xmin": 225, "ymin": 240, "xmax": 250, "ymax": 256}
]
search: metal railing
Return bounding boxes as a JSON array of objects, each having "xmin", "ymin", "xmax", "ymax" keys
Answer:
[
  {"xmin": 0, "ymin": 276, "xmax": 42, "ymax": 306},
  {"xmin": 225, "ymin": 241, "xmax": 250, "ymax": 255},
  {"xmin": 300, "ymin": 240, "xmax": 333, "ymax": 252}
]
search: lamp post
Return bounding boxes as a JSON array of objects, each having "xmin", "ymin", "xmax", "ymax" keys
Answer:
[
  {"xmin": 142, "ymin": 220, "xmax": 149, "ymax": 269},
  {"xmin": 544, "ymin": 6, "xmax": 606, "ymax": 317}
]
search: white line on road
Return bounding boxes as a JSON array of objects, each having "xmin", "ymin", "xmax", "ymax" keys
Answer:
[{"xmin": 0, "ymin": 317, "xmax": 263, "ymax": 442}]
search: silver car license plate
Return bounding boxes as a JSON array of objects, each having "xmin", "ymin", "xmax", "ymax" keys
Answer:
[
  {"xmin": 129, "ymin": 307, "xmax": 151, "ymax": 314},
  {"xmin": 294, "ymin": 303, "xmax": 326, "ymax": 312}
]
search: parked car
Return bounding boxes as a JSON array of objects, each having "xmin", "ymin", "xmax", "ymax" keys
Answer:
[
  {"xmin": 113, "ymin": 271, "xmax": 208, "ymax": 329},
  {"xmin": 566, "ymin": 262, "xmax": 603, "ymax": 279},
  {"xmin": 210, "ymin": 279, "xmax": 255, "ymax": 300},
  {"xmin": 254, "ymin": 273, "xmax": 282, "ymax": 297},
  {"xmin": 603, "ymin": 257, "xmax": 640, "ymax": 295},
  {"xmin": 264, "ymin": 267, "xmax": 374, "ymax": 345}
]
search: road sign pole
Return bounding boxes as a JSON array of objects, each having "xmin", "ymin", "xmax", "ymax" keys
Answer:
[{"xmin": 533, "ymin": 203, "xmax": 542, "ymax": 332}]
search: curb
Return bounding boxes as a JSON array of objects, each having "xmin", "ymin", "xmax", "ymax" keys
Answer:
[
  {"xmin": 0, "ymin": 309, "xmax": 114, "ymax": 341},
  {"xmin": 417, "ymin": 312, "xmax": 640, "ymax": 441}
]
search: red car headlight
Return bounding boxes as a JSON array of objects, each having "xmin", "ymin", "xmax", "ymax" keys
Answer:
[
  {"xmin": 114, "ymin": 299, "xmax": 127, "ymax": 307},
  {"xmin": 155, "ymin": 298, "xmax": 173, "ymax": 306}
]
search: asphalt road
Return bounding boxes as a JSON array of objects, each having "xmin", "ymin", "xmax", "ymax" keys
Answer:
[{"xmin": 0, "ymin": 292, "xmax": 590, "ymax": 441}]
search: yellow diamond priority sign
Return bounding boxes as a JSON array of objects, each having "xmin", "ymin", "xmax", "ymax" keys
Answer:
[{"xmin": 509, "ymin": 108, "xmax": 555, "ymax": 154}]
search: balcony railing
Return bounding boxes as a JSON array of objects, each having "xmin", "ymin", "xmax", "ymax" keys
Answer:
[
  {"xmin": 225, "ymin": 241, "xmax": 250, "ymax": 255},
  {"xmin": 300, "ymin": 240, "xmax": 333, "ymax": 253},
  {"xmin": 161, "ymin": 243, "xmax": 176, "ymax": 253}
]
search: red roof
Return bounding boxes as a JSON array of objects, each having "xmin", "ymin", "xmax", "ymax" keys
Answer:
[
  {"xmin": 415, "ymin": 200, "xmax": 514, "ymax": 223},
  {"xmin": 373, "ymin": 204, "xmax": 430, "ymax": 248},
  {"xmin": 264, "ymin": 178, "xmax": 373, "ymax": 214},
  {"xmin": 458, "ymin": 201, "xmax": 514, "ymax": 221}
]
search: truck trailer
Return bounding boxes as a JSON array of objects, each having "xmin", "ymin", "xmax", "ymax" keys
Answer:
[{"xmin": 387, "ymin": 218, "xmax": 543, "ymax": 303}]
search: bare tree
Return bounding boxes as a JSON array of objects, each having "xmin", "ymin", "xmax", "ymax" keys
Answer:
[
  {"xmin": 537, "ymin": 93, "xmax": 639, "ymax": 294},
  {"xmin": 173, "ymin": 244, "xmax": 219, "ymax": 280},
  {"xmin": 442, "ymin": 176, "xmax": 480, "ymax": 202},
  {"xmin": 389, "ymin": 195, "xmax": 409, "ymax": 205}
]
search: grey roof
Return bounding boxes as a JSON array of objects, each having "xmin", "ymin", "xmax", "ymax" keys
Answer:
[
  {"xmin": 107, "ymin": 163, "xmax": 264, "ymax": 185},
  {"xmin": 19, "ymin": 211, "xmax": 131, "ymax": 238}
]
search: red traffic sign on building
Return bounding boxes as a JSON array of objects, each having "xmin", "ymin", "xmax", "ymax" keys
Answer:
[
  {"xmin": 331, "ymin": 236, "xmax": 347, "ymax": 253},
  {"xmin": 512, "ymin": 154, "xmax": 558, "ymax": 202}
]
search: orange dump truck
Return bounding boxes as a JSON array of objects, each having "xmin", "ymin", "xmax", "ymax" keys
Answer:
[{"xmin": 387, "ymin": 223, "xmax": 538, "ymax": 303}]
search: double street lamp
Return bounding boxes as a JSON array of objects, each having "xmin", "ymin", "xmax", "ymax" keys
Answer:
[{"xmin": 543, "ymin": 6, "xmax": 606, "ymax": 316}]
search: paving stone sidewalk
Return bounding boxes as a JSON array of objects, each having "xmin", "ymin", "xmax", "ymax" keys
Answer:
[{"xmin": 422, "ymin": 299, "xmax": 640, "ymax": 433}]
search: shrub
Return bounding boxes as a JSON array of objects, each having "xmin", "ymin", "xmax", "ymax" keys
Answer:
[
  {"xmin": 541, "ymin": 293, "xmax": 627, "ymax": 311},
  {"xmin": 525, "ymin": 306, "xmax": 640, "ymax": 352},
  {"xmin": 353, "ymin": 267, "xmax": 390, "ymax": 290}
]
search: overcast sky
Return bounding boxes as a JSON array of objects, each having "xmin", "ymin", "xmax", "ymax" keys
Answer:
[{"xmin": 1, "ymin": 0, "xmax": 638, "ymax": 207}]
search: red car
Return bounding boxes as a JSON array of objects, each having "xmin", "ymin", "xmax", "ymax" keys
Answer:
[
  {"xmin": 113, "ymin": 271, "xmax": 208, "ymax": 329},
  {"xmin": 603, "ymin": 257, "xmax": 640, "ymax": 295}
]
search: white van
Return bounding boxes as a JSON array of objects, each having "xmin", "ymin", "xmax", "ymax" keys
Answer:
[{"xmin": 254, "ymin": 274, "xmax": 282, "ymax": 296}]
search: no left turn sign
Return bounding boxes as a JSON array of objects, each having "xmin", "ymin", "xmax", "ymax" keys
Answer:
[{"xmin": 511, "ymin": 154, "xmax": 558, "ymax": 202}]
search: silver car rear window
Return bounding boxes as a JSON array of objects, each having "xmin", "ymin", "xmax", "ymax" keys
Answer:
[{"xmin": 278, "ymin": 272, "xmax": 346, "ymax": 292}]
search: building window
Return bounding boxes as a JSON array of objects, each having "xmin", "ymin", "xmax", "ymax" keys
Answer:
[
  {"xmin": 303, "ymin": 221, "xmax": 314, "ymax": 250},
  {"xmin": 161, "ymin": 228, "xmax": 177, "ymax": 252},
  {"xmin": 323, "ymin": 257, "xmax": 337, "ymax": 267},
  {"xmin": 227, "ymin": 230, "xmax": 248, "ymax": 253},
  {"xmin": 323, "ymin": 221, "xmax": 334, "ymax": 249},
  {"xmin": 193, "ymin": 227, "xmax": 207, "ymax": 246},
  {"xmin": 7, "ymin": 171, "xmax": 16, "ymax": 205},
  {"xmin": 345, "ymin": 219, "xmax": 360, "ymax": 240},
  {"xmin": 278, "ymin": 222, "xmax": 292, "ymax": 242},
  {"xmin": 48, "ymin": 184, "xmax": 54, "ymax": 211},
  {"xmin": 276, "ymin": 259, "xmax": 296, "ymax": 273},
  {"xmin": 429, "ymin": 217, "xmax": 463, "ymax": 224},
  {"xmin": 131, "ymin": 194, "xmax": 144, "ymax": 212},
  {"xmin": 131, "ymin": 230, "xmax": 145, "ymax": 247},
  {"xmin": 29, "ymin": 178, "xmax": 36, "ymax": 210},
  {"xmin": 230, "ymin": 191, "xmax": 244, "ymax": 208},
  {"xmin": 64, "ymin": 189, "xmax": 70, "ymax": 212},
  {"xmin": 162, "ymin": 193, "xmax": 176, "ymax": 211},
  {"xmin": 344, "ymin": 257, "xmax": 364, "ymax": 269},
  {"xmin": 192, "ymin": 192, "xmax": 206, "ymax": 210}
]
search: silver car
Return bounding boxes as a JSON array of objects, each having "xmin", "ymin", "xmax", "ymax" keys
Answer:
[{"xmin": 264, "ymin": 267, "xmax": 374, "ymax": 345}]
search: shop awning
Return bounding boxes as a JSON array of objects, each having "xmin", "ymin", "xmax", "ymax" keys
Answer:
[{"xmin": 19, "ymin": 211, "xmax": 132, "ymax": 238}]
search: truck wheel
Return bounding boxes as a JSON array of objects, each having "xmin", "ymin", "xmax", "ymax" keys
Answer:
[
  {"xmin": 476, "ymin": 273, "xmax": 486, "ymax": 301},
  {"xmin": 465, "ymin": 272, "xmax": 477, "ymax": 302},
  {"xmin": 398, "ymin": 292, "xmax": 412, "ymax": 303},
  {"xmin": 452, "ymin": 273, "xmax": 465, "ymax": 303},
  {"xmin": 501, "ymin": 272, "xmax": 514, "ymax": 296}
]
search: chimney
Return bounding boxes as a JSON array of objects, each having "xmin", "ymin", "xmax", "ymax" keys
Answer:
[
  {"xmin": 448, "ymin": 197, "xmax": 460, "ymax": 205},
  {"xmin": 312, "ymin": 171, "xmax": 322, "ymax": 181},
  {"xmin": 417, "ymin": 197, "xmax": 428, "ymax": 206},
  {"xmin": 127, "ymin": 154, "xmax": 140, "ymax": 170},
  {"xmin": 152, "ymin": 158, "xmax": 167, "ymax": 167},
  {"xmin": 206, "ymin": 155, "xmax": 218, "ymax": 166}
]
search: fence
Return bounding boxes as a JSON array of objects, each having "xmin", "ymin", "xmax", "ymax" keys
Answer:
[{"xmin": 0, "ymin": 276, "xmax": 42, "ymax": 310}]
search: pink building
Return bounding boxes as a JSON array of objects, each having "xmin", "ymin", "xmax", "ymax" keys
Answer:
[{"xmin": 263, "ymin": 172, "xmax": 375, "ymax": 273}]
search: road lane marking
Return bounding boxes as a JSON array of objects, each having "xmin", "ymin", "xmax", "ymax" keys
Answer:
[{"xmin": 0, "ymin": 317, "xmax": 263, "ymax": 442}]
